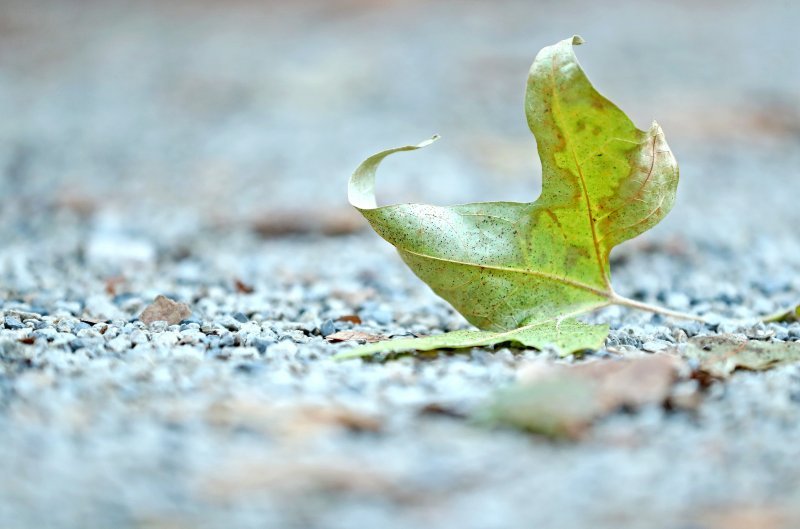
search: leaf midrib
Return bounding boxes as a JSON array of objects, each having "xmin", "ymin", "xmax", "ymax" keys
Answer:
[
  {"xmin": 548, "ymin": 51, "xmax": 611, "ymax": 290},
  {"xmin": 398, "ymin": 247, "xmax": 611, "ymax": 298}
]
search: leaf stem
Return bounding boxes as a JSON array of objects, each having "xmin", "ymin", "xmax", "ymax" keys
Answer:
[{"xmin": 610, "ymin": 294, "xmax": 709, "ymax": 323}]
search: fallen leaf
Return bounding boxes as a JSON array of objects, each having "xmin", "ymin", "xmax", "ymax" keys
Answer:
[
  {"xmin": 200, "ymin": 457, "xmax": 413, "ymax": 504},
  {"xmin": 763, "ymin": 304, "xmax": 800, "ymax": 323},
  {"xmin": 104, "ymin": 276, "xmax": 126, "ymax": 296},
  {"xmin": 326, "ymin": 330, "xmax": 386, "ymax": 343},
  {"xmin": 206, "ymin": 399, "xmax": 382, "ymax": 438},
  {"xmin": 251, "ymin": 208, "xmax": 363, "ymax": 237},
  {"xmin": 476, "ymin": 355, "xmax": 681, "ymax": 438},
  {"xmin": 333, "ymin": 319, "xmax": 607, "ymax": 359},
  {"xmin": 80, "ymin": 315, "xmax": 109, "ymax": 325},
  {"xmin": 691, "ymin": 504, "xmax": 800, "ymax": 529},
  {"xmin": 233, "ymin": 279, "xmax": 254, "ymax": 294},
  {"xmin": 680, "ymin": 334, "xmax": 800, "ymax": 379},
  {"xmin": 139, "ymin": 295, "xmax": 192, "ymax": 325},
  {"xmin": 345, "ymin": 35, "xmax": 695, "ymax": 359},
  {"xmin": 330, "ymin": 287, "xmax": 377, "ymax": 306},
  {"xmin": 336, "ymin": 314, "xmax": 363, "ymax": 324}
]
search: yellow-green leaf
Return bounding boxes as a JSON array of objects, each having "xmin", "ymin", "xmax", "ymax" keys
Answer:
[
  {"xmin": 344, "ymin": 36, "xmax": 691, "ymax": 359},
  {"xmin": 333, "ymin": 318, "xmax": 608, "ymax": 360},
  {"xmin": 763, "ymin": 304, "xmax": 800, "ymax": 323}
]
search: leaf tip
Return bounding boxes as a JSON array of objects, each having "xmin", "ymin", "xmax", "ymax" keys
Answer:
[{"xmin": 418, "ymin": 134, "xmax": 441, "ymax": 148}]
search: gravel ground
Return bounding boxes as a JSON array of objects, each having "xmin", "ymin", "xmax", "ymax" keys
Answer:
[{"xmin": 2, "ymin": 1, "xmax": 800, "ymax": 528}]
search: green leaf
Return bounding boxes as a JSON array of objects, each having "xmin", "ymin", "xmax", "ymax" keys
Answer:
[
  {"xmin": 762, "ymin": 304, "xmax": 800, "ymax": 323},
  {"xmin": 682, "ymin": 335, "xmax": 800, "ymax": 378},
  {"xmin": 332, "ymin": 318, "xmax": 608, "ymax": 360},
  {"xmin": 345, "ymin": 36, "xmax": 685, "ymax": 358}
]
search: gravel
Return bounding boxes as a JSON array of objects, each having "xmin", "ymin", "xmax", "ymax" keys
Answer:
[{"xmin": 2, "ymin": 1, "xmax": 800, "ymax": 528}]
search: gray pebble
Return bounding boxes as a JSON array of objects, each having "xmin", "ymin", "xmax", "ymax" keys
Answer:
[
  {"xmin": 217, "ymin": 315, "xmax": 241, "ymax": 331},
  {"xmin": 4, "ymin": 316, "xmax": 25, "ymax": 330},
  {"xmin": 642, "ymin": 340, "xmax": 670, "ymax": 353},
  {"xmin": 320, "ymin": 319, "xmax": 336, "ymax": 337},
  {"xmin": 33, "ymin": 328, "xmax": 57, "ymax": 341},
  {"xmin": 219, "ymin": 334, "xmax": 236, "ymax": 347},
  {"xmin": 73, "ymin": 321, "xmax": 91, "ymax": 332},
  {"xmin": 252, "ymin": 337, "xmax": 274, "ymax": 354}
]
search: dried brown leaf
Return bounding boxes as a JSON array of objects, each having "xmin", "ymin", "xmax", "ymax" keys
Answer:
[
  {"xmin": 251, "ymin": 208, "xmax": 363, "ymax": 238},
  {"xmin": 336, "ymin": 314, "xmax": 363, "ymax": 324},
  {"xmin": 325, "ymin": 330, "xmax": 385, "ymax": 343},
  {"xmin": 233, "ymin": 279, "xmax": 254, "ymax": 294},
  {"xmin": 479, "ymin": 355, "xmax": 682, "ymax": 438},
  {"xmin": 681, "ymin": 335, "xmax": 800, "ymax": 378},
  {"xmin": 205, "ymin": 399, "xmax": 382, "ymax": 439}
]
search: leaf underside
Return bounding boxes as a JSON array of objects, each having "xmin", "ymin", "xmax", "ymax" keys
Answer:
[
  {"xmin": 343, "ymin": 35, "xmax": 679, "ymax": 359},
  {"xmin": 332, "ymin": 319, "xmax": 608, "ymax": 360},
  {"xmin": 682, "ymin": 335, "xmax": 800, "ymax": 378}
]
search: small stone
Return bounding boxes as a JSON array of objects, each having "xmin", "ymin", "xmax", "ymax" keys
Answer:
[
  {"xmin": 641, "ymin": 340, "xmax": 669, "ymax": 353},
  {"xmin": 107, "ymin": 336, "xmax": 131, "ymax": 353},
  {"xmin": 69, "ymin": 339, "xmax": 86, "ymax": 351},
  {"xmin": 179, "ymin": 330, "xmax": 202, "ymax": 345},
  {"xmin": 320, "ymin": 319, "xmax": 336, "ymax": 337},
  {"xmin": 672, "ymin": 328, "xmax": 688, "ymax": 343},
  {"xmin": 232, "ymin": 312, "xmax": 248, "ymax": 323},
  {"xmin": 149, "ymin": 321, "xmax": 168, "ymax": 333},
  {"xmin": 217, "ymin": 315, "xmax": 241, "ymax": 331},
  {"xmin": 7, "ymin": 310, "xmax": 42, "ymax": 321},
  {"xmin": 665, "ymin": 292, "xmax": 690, "ymax": 311},
  {"xmin": 252, "ymin": 337, "xmax": 275, "ymax": 354},
  {"xmin": 84, "ymin": 295, "xmax": 124, "ymax": 321},
  {"xmin": 139, "ymin": 295, "xmax": 192, "ymax": 326},
  {"xmin": 235, "ymin": 362, "xmax": 264, "ymax": 375},
  {"xmin": 73, "ymin": 321, "xmax": 91, "ymax": 332},
  {"xmin": 203, "ymin": 335, "xmax": 221, "ymax": 349},
  {"xmin": 33, "ymin": 327, "xmax": 57, "ymax": 341},
  {"xmin": 130, "ymin": 330, "xmax": 149, "ymax": 345},
  {"xmin": 718, "ymin": 321, "xmax": 745, "ymax": 334},
  {"xmin": 4, "ymin": 316, "xmax": 25, "ymax": 330},
  {"xmin": 112, "ymin": 292, "xmax": 138, "ymax": 304},
  {"xmin": 153, "ymin": 331, "xmax": 179, "ymax": 347}
]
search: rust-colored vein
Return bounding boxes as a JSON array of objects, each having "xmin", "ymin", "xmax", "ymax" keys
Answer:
[
  {"xmin": 597, "ymin": 194, "xmax": 666, "ymax": 244},
  {"xmin": 593, "ymin": 132, "xmax": 659, "ymax": 224},
  {"xmin": 570, "ymin": 148, "xmax": 609, "ymax": 286},
  {"xmin": 549, "ymin": 52, "xmax": 610, "ymax": 288}
]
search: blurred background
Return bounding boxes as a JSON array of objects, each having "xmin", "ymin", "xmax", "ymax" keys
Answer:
[
  {"xmin": 3, "ymin": 2, "xmax": 800, "ymax": 528},
  {"xmin": 1, "ymin": 0, "xmax": 799, "ymax": 245}
]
